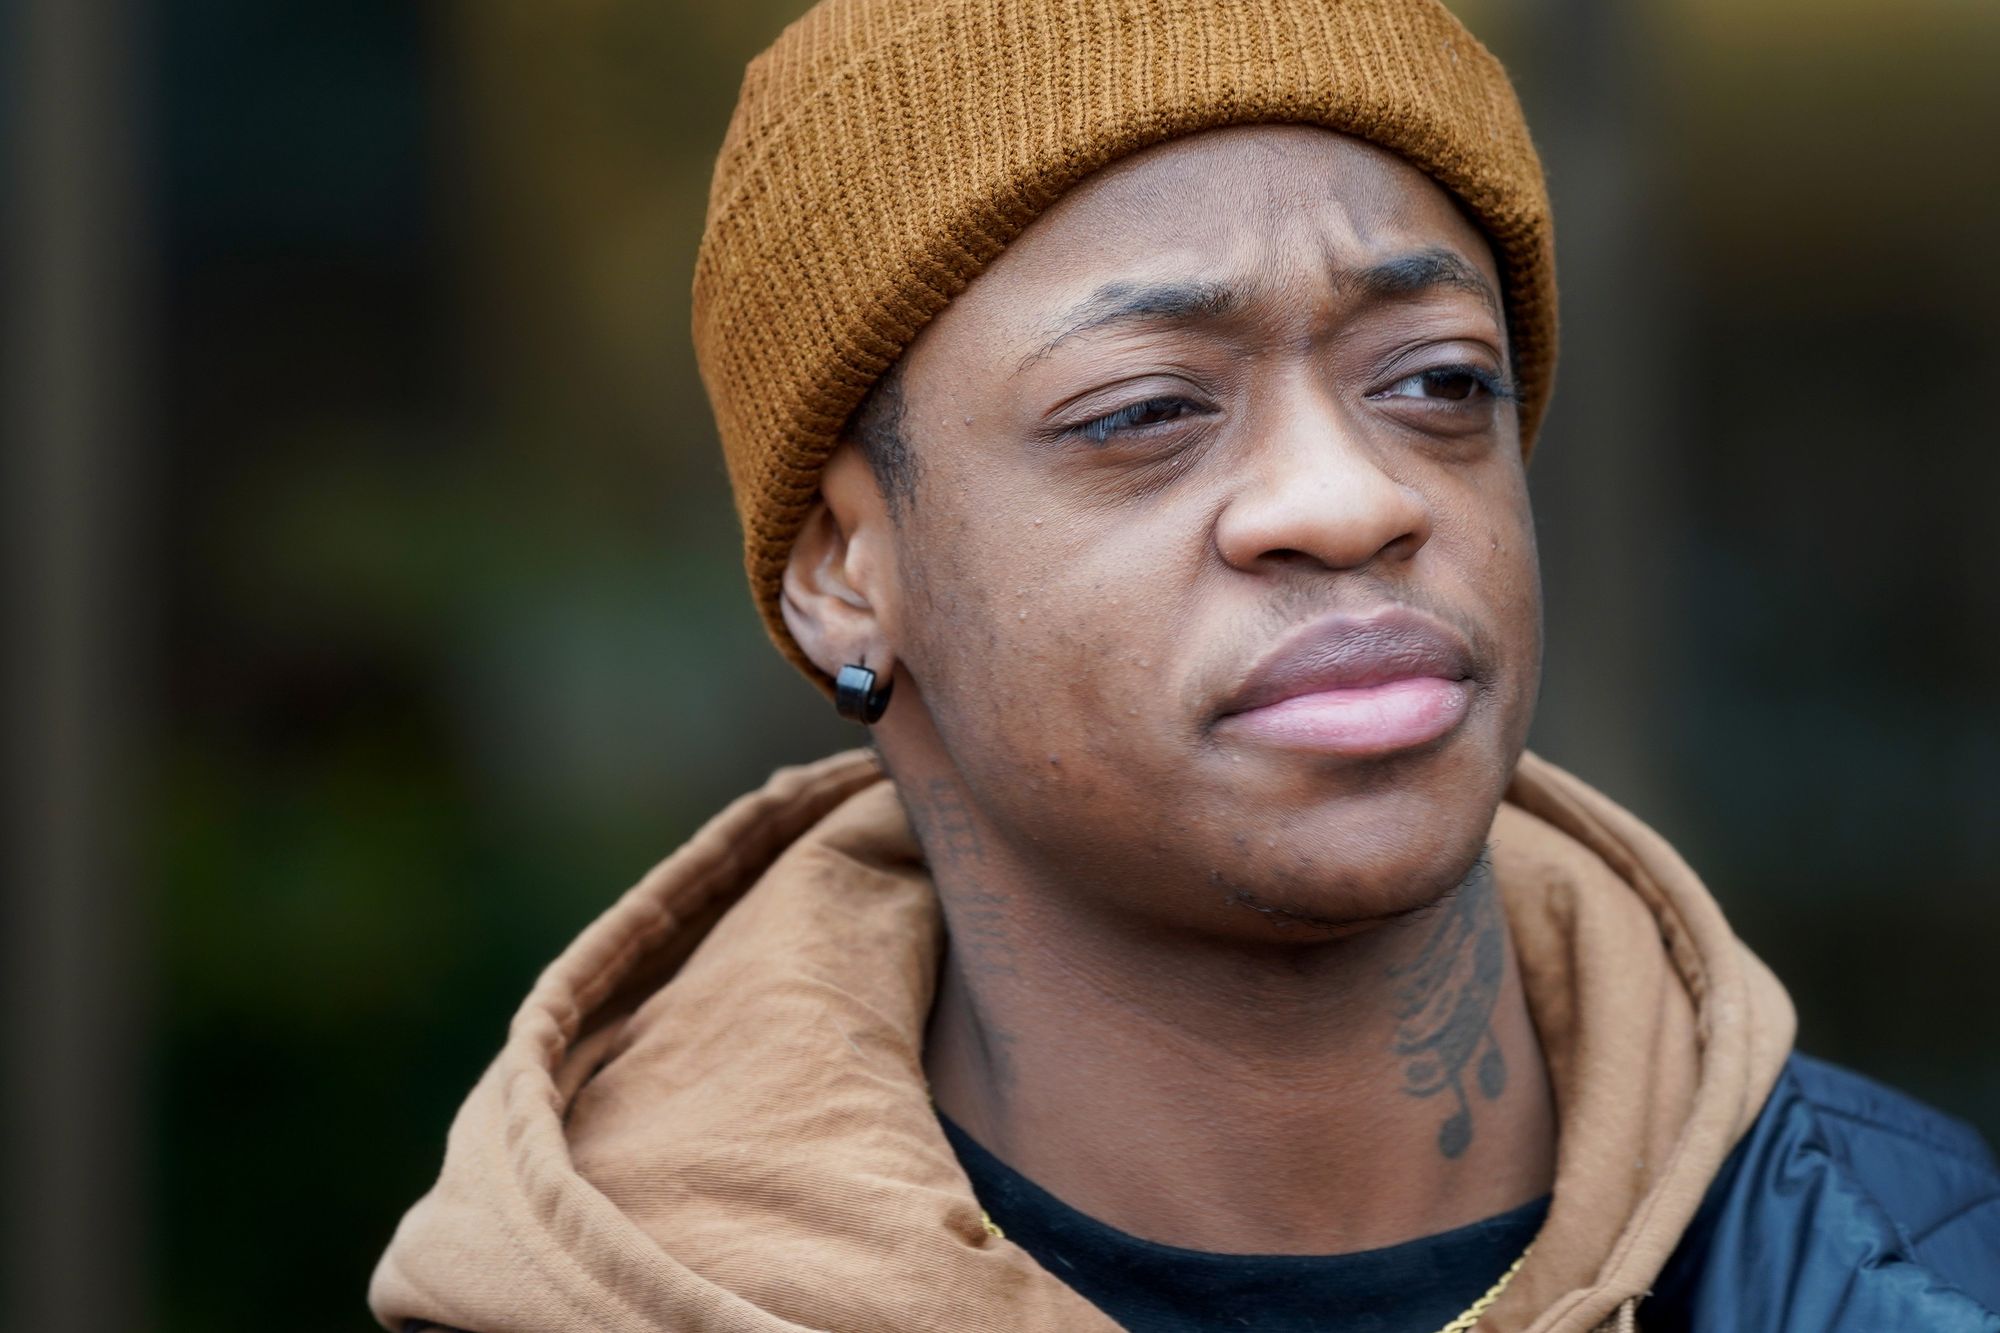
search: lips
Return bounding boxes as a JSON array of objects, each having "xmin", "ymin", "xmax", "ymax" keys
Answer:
[{"xmin": 1215, "ymin": 609, "xmax": 1480, "ymax": 756}]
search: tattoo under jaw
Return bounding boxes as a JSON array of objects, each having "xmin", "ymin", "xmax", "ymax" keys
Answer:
[{"xmin": 1387, "ymin": 852, "xmax": 1508, "ymax": 1159}]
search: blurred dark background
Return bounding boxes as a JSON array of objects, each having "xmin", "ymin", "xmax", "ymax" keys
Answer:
[{"xmin": 5, "ymin": 0, "xmax": 1996, "ymax": 1328}]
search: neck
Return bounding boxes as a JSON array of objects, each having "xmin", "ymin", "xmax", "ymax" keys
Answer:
[{"xmin": 911, "ymin": 776, "xmax": 1557, "ymax": 1256}]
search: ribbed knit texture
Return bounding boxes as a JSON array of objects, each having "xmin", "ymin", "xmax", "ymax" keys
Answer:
[{"xmin": 693, "ymin": 0, "xmax": 1557, "ymax": 683}]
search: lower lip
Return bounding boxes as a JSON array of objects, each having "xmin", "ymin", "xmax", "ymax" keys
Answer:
[{"xmin": 1219, "ymin": 677, "xmax": 1472, "ymax": 756}]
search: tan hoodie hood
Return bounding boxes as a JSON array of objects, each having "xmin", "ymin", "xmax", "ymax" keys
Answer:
[{"xmin": 371, "ymin": 750, "xmax": 1794, "ymax": 1333}]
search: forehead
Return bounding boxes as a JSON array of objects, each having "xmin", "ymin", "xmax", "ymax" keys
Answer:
[{"xmin": 924, "ymin": 124, "xmax": 1499, "ymax": 351}]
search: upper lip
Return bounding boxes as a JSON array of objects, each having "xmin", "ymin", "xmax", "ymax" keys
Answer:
[{"xmin": 1217, "ymin": 608, "xmax": 1478, "ymax": 718}]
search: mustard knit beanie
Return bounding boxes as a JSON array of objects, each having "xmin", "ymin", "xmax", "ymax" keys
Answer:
[{"xmin": 694, "ymin": 0, "xmax": 1556, "ymax": 684}]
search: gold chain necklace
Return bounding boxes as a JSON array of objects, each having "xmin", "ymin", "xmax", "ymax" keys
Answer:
[{"xmin": 1432, "ymin": 1242, "xmax": 1533, "ymax": 1333}]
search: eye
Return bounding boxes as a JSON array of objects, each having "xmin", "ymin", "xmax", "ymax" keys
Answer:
[
  {"xmin": 1373, "ymin": 365, "xmax": 1515, "ymax": 404},
  {"xmin": 1069, "ymin": 396, "xmax": 1205, "ymax": 445}
]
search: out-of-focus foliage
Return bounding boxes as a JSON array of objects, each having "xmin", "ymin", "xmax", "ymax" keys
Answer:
[{"xmin": 142, "ymin": 1, "xmax": 1997, "ymax": 1328}]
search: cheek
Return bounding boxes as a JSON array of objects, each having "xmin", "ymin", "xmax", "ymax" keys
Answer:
[
  {"xmin": 1458, "ymin": 473, "xmax": 1543, "ymax": 729},
  {"xmin": 1494, "ymin": 482, "xmax": 1542, "ymax": 648},
  {"xmin": 895, "ymin": 492, "xmax": 1195, "ymax": 775}
]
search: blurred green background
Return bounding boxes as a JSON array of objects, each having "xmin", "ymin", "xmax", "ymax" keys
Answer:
[{"xmin": 6, "ymin": 0, "xmax": 1997, "ymax": 1329}]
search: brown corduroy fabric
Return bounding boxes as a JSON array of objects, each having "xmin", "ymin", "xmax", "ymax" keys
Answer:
[
  {"xmin": 692, "ymin": 0, "xmax": 1558, "ymax": 683},
  {"xmin": 369, "ymin": 750, "xmax": 1794, "ymax": 1333}
]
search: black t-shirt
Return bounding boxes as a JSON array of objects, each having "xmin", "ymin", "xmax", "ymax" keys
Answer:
[{"xmin": 939, "ymin": 1113, "xmax": 1548, "ymax": 1333}]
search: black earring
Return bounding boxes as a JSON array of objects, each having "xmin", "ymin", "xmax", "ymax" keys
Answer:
[{"xmin": 834, "ymin": 663, "xmax": 893, "ymax": 724}]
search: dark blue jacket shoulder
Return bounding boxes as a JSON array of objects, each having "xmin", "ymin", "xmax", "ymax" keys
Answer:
[{"xmin": 1647, "ymin": 1052, "xmax": 2000, "ymax": 1330}]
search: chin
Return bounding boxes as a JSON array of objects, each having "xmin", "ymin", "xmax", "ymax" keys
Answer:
[
  {"xmin": 1277, "ymin": 846, "xmax": 1487, "ymax": 927},
  {"xmin": 1188, "ymin": 768, "xmax": 1502, "ymax": 936}
]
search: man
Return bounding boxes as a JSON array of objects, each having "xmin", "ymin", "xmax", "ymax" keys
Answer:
[{"xmin": 372, "ymin": 1, "xmax": 2000, "ymax": 1329}]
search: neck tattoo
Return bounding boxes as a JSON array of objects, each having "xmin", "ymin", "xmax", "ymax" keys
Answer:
[{"xmin": 1387, "ymin": 858, "xmax": 1509, "ymax": 1159}]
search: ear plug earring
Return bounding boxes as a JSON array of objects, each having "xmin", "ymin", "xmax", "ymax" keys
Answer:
[{"xmin": 833, "ymin": 663, "xmax": 893, "ymax": 724}]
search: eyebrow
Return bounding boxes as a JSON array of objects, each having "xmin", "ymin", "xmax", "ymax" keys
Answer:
[
  {"xmin": 1015, "ymin": 247, "xmax": 1501, "ymax": 373},
  {"xmin": 1345, "ymin": 248, "xmax": 1501, "ymax": 323},
  {"xmin": 1015, "ymin": 279, "xmax": 1239, "ymax": 373}
]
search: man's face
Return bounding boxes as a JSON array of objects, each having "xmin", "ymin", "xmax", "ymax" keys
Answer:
[{"xmin": 867, "ymin": 125, "xmax": 1542, "ymax": 937}]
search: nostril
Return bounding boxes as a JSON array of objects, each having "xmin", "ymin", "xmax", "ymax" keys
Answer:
[{"xmin": 1377, "ymin": 529, "xmax": 1427, "ymax": 563}]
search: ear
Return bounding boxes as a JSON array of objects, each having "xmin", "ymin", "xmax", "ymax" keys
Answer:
[{"xmin": 781, "ymin": 441, "xmax": 900, "ymax": 682}]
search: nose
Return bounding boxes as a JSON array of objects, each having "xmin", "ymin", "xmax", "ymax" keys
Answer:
[{"xmin": 1212, "ymin": 389, "xmax": 1433, "ymax": 574}]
